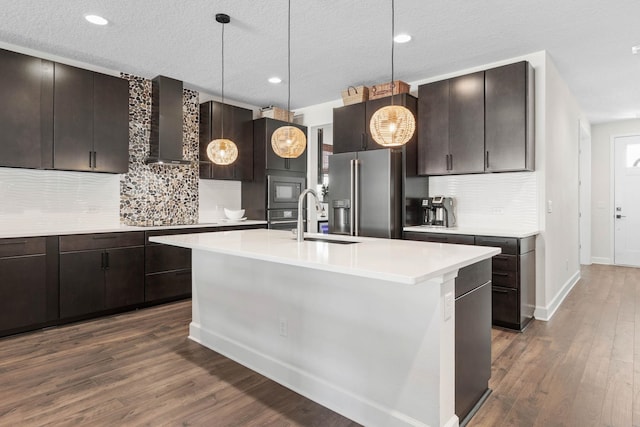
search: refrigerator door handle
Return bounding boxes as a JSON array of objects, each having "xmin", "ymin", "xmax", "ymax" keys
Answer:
[
  {"xmin": 349, "ymin": 159, "xmax": 355, "ymax": 236},
  {"xmin": 354, "ymin": 159, "xmax": 360, "ymax": 236}
]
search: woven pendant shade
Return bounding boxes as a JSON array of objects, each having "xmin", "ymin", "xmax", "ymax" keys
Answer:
[
  {"xmin": 271, "ymin": 125, "xmax": 306, "ymax": 158},
  {"xmin": 369, "ymin": 104, "xmax": 416, "ymax": 147},
  {"xmin": 207, "ymin": 138, "xmax": 238, "ymax": 165}
]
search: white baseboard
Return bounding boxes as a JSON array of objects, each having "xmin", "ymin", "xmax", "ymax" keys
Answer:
[
  {"xmin": 534, "ymin": 270, "xmax": 581, "ymax": 321},
  {"xmin": 591, "ymin": 257, "xmax": 612, "ymax": 265},
  {"xmin": 189, "ymin": 323, "xmax": 432, "ymax": 427}
]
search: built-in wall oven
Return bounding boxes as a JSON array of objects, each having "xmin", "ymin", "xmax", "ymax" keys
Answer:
[{"xmin": 267, "ymin": 175, "xmax": 306, "ymax": 230}]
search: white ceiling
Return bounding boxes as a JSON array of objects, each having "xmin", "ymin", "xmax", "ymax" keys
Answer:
[{"xmin": 0, "ymin": 0, "xmax": 638, "ymax": 124}]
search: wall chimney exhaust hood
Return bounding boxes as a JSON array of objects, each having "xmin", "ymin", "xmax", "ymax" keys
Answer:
[{"xmin": 146, "ymin": 75, "xmax": 191, "ymax": 165}]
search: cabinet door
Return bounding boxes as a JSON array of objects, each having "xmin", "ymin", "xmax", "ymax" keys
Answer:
[
  {"xmin": 145, "ymin": 270, "xmax": 192, "ymax": 302},
  {"xmin": 492, "ymin": 286, "xmax": 519, "ymax": 326},
  {"xmin": 449, "ymin": 72, "xmax": 485, "ymax": 174},
  {"xmin": 93, "ymin": 73, "xmax": 129, "ymax": 173},
  {"xmin": 417, "ymin": 80, "xmax": 450, "ymax": 175},
  {"xmin": 485, "ymin": 61, "xmax": 534, "ymax": 172},
  {"xmin": 53, "ymin": 63, "xmax": 94, "ymax": 171},
  {"xmin": 0, "ymin": 49, "xmax": 53, "ymax": 169},
  {"xmin": 104, "ymin": 246, "xmax": 144, "ymax": 309},
  {"xmin": 264, "ymin": 119, "xmax": 307, "ymax": 173},
  {"xmin": 0, "ymin": 255, "xmax": 47, "ymax": 332},
  {"xmin": 59, "ymin": 250, "xmax": 104, "ymax": 318},
  {"xmin": 333, "ymin": 102, "xmax": 366, "ymax": 154}
]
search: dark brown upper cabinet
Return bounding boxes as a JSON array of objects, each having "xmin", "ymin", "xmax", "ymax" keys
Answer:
[
  {"xmin": 0, "ymin": 48, "xmax": 53, "ymax": 169},
  {"xmin": 333, "ymin": 93, "xmax": 418, "ymax": 176},
  {"xmin": 253, "ymin": 118, "xmax": 307, "ymax": 174},
  {"xmin": 199, "ymin": 101, "xmax": 253, "ymax": 181},
  {"xmin": 53, "ymin": 63, "xmax": 129, "ymax": 173},
  {"xmin": 418, "ymin": 72, "xmax": 485, "ymax": 175},
  {"xmin": 485, "ymin": 61, "xmax": 535, "ymax": 172}
]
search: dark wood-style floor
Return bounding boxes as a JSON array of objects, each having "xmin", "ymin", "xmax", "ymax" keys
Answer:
[{"xmin": 0, "ymin": 264, "xmax": 637, "ymax": 426}]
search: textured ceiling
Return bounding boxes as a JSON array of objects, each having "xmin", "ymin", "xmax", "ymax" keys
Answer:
[{"xmin": 0, "ymin": 0, "xmax": 638, "ymax": 124}]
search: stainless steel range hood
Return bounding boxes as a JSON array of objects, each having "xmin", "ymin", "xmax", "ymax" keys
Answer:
[{"xmin": 145, "ymin": 75, "xmax": 191, "ymax": 165}]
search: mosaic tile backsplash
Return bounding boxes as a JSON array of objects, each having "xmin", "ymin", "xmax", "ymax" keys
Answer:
[{"xmin": 119, "ymin": 74, "xmax": 199, "ymax": 226}]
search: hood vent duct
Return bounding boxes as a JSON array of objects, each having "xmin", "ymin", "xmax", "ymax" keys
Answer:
[{"xmin": 146, "ymin": 75, "xmax": 191, "ymax": 165}]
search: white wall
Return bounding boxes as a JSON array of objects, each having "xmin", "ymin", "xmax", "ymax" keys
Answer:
[
  {"xmin": 199, "ymin": 179, "xmax": 242, "ymax": 222},
  {"xmin": 590, "ymin": 118, "xmax": 640, "ymax": 264}
]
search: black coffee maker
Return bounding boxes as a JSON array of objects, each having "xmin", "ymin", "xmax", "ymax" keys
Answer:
[{"xmin": 421, "ymin": 196, "xmax": 456, "ymax": 227}]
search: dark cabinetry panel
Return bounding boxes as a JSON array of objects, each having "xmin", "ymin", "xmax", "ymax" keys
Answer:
[
  {"xmin": 485, "ymin": 61, "xmax": 535, "ymax": 172},
  {"xmin": 0, "ymin": 49, "xmax": 53, "ymax": 169},
  {"xmin": 403, "ymin": 231, "xmax": 475, "ymax": 245},
  {"xmin": 54, "ymin": 64, "xmax": 129, "ymax": 173},
  {"xmin": 418, "ymin": 72, "xmax": 484, "ymax": 175},
  {"xmin": 59, "ymin": 232, "xmax": 144, "ymax": 319},
  {"xmin": 199, "ymin": 101, "xmax": 253, "ymax": 181},
  {"xmin": 253, "ymin": 118, "xmax": 307, "ymax": 173}
]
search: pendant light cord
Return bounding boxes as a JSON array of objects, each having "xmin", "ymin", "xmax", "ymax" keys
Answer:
[
  {"xmin": 287, "ymin": 0, "xmax": 292, "ymax": 123},
  {"xmin": 391, "ymin": 0, "xmax": 395, "ymax": 107},
  {"xmin": 221, "ymin": 20, "xmax": 225, "ymax": 138}
]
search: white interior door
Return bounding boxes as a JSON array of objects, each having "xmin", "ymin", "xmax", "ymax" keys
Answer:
[{"xmin": 614, "ymin": 135, "xmax": 640, "ymax": 266}]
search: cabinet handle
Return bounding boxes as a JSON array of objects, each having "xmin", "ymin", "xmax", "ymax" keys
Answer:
[
  {"xmin": 92, "ymin": 151, "xmax": 97, "ymax": 169},
  {"xmin": 101, "ymin": 252, "xmax": 106, "ymax": 269},
  {"xmin": 89, "ymin": 151, "xmax": 93, "ymax": 168},
  {"xmin": 493, "ymin": 288, "xmax": 509, "ymax": 294},
  {"xmin": 93, "ymin": 235, "xmax": 117, "ymax": 240},
  {"xmin": 104, "ymin": 252, "xmax": 110, "ymax": 270},
  {"xmin": 485, "ymin": 151, "xmax": 490, "ymax": 169},
  {"xmin": 175, "ymin": 271, "xmax": 191, "ymax": 276},
  {"xmin": 445, "ymin": 154, "xmax": 449, "ymax": 171},
  {"xmin": 0, "ymin": 240, "xmax": 27, "ymax": 246},
  {"xmin": 493, "ymin": 272, "xmax": 510, "ymax": 277},
  {"xmin": 285, "ymin": 158, "xmax": 290, "ymax": 169},
  {"xmin": 361, "ymin": 133, "xmax": 367, "ymax": 151}
]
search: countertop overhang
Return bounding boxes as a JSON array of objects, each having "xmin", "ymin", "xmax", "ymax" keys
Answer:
[{"xmin": 150, "ymin": 228, "xmax": 500, "ymax": 285}]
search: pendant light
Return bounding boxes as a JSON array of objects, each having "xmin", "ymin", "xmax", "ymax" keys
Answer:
[
  {"xmin": 206, "ymin": 13, "xmax": 238, "ymax": 165},
  {"xmin": 271, "ymin": 0, "xmax": 307, "ymax": 159},
  {"xmin": 369, "ymin": 0, "xmax": 416, "ymax": 147}
]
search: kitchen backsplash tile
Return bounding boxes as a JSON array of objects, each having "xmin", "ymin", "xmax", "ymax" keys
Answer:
[
  {"xmin": 0, "ymin": 168, "xmax": 120, "ymax": 230},
  {"xmin": 199, "ymin": 179, "xmax": 242, "ymax": 222},
  {"xmin": 119, "ymin": 74, "xmax": 200, "ymax": 226},
  {"xmin": 429, "ymin": 172, "xmax": 538, "ymax": 230}
]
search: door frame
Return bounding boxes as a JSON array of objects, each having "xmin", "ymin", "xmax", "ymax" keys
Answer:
[
  {"xmin": 609, "ymin": 133, "xmax": 640, "ymax": 265},
  {"xmin": 579, "ymin": 120, "xmax": 591, "ymax": 265}
]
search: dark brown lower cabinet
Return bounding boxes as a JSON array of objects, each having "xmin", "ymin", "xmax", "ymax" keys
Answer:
[{"xmin": 59, "ymin": 232, "xmax": 145, "ymax": 319}]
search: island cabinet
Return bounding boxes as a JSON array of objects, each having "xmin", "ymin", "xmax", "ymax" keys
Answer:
[
  {"xmin": 254, "ymin": 118, "xmax": 307, "ymax": 173},
  {"xmin": 0, "ymin": 237, "xmax": 58, "ymax": 337},
  {"xmin": 0, "ymin": 49, "xmax": 53, "ymax": 170},
  {"xmin": 52, "ymin": 63, "xmax": 129, "ymax": 173},
  {"xmin": 485, "ymin": 61, "xmax": 535, "ymax": 172},
  {"xmin": 403, "ymin": 231, "xmax": 475, "ymax": 245},
  {"xmin": 418, "ymin": 72, "xmax": 485, "ymax": 175},
  {"xmin": 333, "ymin": 93, "xmax": 418, "ymax": 176},
  {"xmin": 199, "ymin": 101, "xmax": 253, "ymax": 181},
  {"xmin": 59, "ymin": 232, "xmax": 145, "ymax": 319}
]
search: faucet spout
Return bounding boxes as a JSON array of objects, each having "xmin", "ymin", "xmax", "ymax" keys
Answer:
[{"xmin": 297, "ymin": 189, "xmax": 322, "ymax": 242}]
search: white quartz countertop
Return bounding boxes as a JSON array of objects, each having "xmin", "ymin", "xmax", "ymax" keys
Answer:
[
  {"xmin": 404, "ymin": 225, "xmax": 539, "ymax": 239},
  {"xmin": 150, "ymin": 228, "xmax": 500, "ymax": 285},
  {"xmin": 0, "ymin": 220, "xmax": 267, "ymax": 239}
]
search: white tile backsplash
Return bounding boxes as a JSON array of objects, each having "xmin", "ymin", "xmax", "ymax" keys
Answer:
[
  {"xmin": 199, "ymin": 179, "xmax": 242, "ymax": 222},
  {"xmin": 0, "ymin": 168, "xmax": 120, "ymax": 230},
  {"xmin": 429, "ymin": 172, "xmax": 539, "ymax": 230}
]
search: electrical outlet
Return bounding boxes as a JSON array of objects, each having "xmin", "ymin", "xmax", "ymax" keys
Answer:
[
  {"xmin": 491, "ymin": 207, "xmax": 505, "ymax": 215},
  {"xmin": 444, "ymin": 292, "xmax": 453, "ymax": 320},
  {"xmin": 547, "ymin": 200, "xmax": 553, "ymax": 213},
  {"xmin": 279, "ymin": 317, "xmax": 288, "ymax": 337}
]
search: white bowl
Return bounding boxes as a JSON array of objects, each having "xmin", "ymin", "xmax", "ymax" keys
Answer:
[{"xmin": 224, "ymin": 208, "xmax": 245, "ymax": 220}]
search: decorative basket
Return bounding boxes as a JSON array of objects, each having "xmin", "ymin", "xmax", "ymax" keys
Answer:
[
  {"xmin": 260, "ymin": 106, "xmax": 294, "ymax": 122},
  {"xmin": 369, "ymin": 80, "xmax": 410, "ymax": 100},
  {"xmin": 341, "ymin": 85, "xmax": 369, "ymax": 106}
]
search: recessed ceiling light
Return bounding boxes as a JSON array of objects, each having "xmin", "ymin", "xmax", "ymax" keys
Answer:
[
  {"xmin": 633, "ymin": 45, "xmax": 640, "ymax": 55},
  {"xmin": 85, "ymin": 14, "xmax": 109, "ymax": 26},
  {"xmin": 394, "ymin": 34, "xmax": 412, "ymax": 43},
  {"xmin": 268, "ymin": 77, "xmax": 282, "ymax": 84}
]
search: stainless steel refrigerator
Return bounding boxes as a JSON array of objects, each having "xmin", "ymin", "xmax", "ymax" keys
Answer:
[{"xmin": 328, "ymin": 149, "xmax": 402, "ymax": 238}]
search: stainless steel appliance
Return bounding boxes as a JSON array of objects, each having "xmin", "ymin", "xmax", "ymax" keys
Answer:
[
  {"xmin": 267, "ymin": 175, "xmax": 305, "ymax": 209},
  {"xmin": 328, "ymin": 149, "xmax": 402, "ymax": 238},
  {"xmin": 421, "ymin": 196, "xmax": 456, "ymax": 227}
]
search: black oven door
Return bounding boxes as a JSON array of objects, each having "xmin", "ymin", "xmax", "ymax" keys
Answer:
[{"xmin": 267, "ymin": 175, "xmax": 305, "ymax": 209}]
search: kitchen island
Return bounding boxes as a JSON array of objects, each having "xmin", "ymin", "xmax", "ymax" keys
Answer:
[{"xmin": 150, "ymin": 229, "xmax": 499, "ymax": 427}]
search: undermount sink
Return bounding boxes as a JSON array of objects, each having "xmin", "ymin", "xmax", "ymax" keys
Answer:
[{"xmin": 303, "ymin": 237, "xmax": 359, "ymax": 245}]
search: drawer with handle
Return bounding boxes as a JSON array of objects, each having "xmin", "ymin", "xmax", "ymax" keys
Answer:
[
  {"xmin": 59, "ymin": 232, "xmax": 145, "ymax": 252},
  {"xmin": 0, "ymin": 237, "xmax": 46, "ymax": 258},
  {"xmin": 476, "ymin": 236, "xmax": 518, "ymax": 255}
]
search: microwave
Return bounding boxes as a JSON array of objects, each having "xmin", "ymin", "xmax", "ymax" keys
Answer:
[{"xmin": 267, "ymin": 175, "xmax": 305, "ymax": 209}]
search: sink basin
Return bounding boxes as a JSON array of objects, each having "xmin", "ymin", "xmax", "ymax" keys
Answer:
[{"xmin": 304, "ymin": 237, "xmax": 359, "ymax": 245}]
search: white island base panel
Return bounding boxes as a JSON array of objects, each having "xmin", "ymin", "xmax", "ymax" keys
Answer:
[{"xmin": 189, "ymin": 249, "xmax": 459, "ymax": 427}]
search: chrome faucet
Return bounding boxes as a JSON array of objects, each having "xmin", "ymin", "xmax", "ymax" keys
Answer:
[{"xmin": 297, "ymin": 189, "xmax": 322, "ymax": 242}]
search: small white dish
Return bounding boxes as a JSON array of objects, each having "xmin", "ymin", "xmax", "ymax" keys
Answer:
[{"xmin": 222, "ymin": 217, "xmax": 247, "ymax": 222}]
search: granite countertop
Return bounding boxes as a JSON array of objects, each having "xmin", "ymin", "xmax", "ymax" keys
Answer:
[
  {"xmin": 0, "ymin": 220, "xmax": 267, "ymax": 239},
  {"xmin": 403, "ymin": 225, "xmax": 539, "ymax": 239},
  {"xmin": 150, "ymin": 228, "xmax": 500, "ymax": 285}
]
